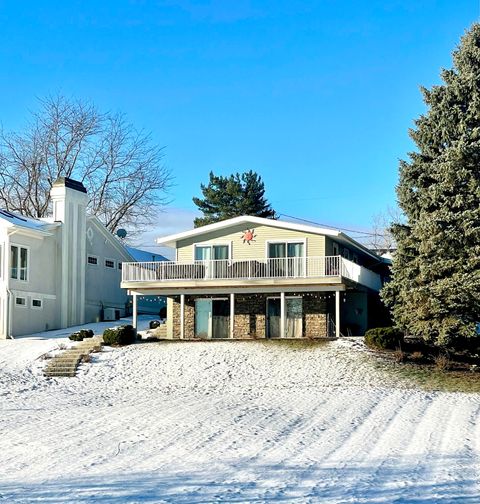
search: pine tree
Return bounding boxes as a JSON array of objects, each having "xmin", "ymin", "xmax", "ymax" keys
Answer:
[
  {"xmin": 193, "ymin": 170, "xmax": 276, "ymax": 227},
  {"xmin": 382, "ymin": 24, "xmax": 480, "ymax": 346}
]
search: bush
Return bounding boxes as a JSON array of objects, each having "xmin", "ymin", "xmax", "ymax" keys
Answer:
[
  {"xmin": 149, "ymin": 320, "xmax": 161, "ymax": 329},
  {"xmin": 364, "ymin": 327, "xmax": 404, "ymax": 350},
  {"xmin": 103, "ymin": 325, "xmax": 137, "ymax": 346},
  {"xmin": 434, "ymin": 353, "xmax": 450, "ymax": 371},
  {"xmin": 68, "ymin": 329, "xmax": 94, "ymax": 341},
  {"xmin": 159, "ymin": 306, "xmax": 167, "ymax": 319}
]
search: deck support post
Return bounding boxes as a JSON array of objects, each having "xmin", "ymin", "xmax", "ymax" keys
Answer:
[
  {"xmin": 230, "ymin": 293, "xmax": 235, "ymax": 339},
  {"xmin": 180, "ymin": 294, "xmax": 185, "ymax": 339},
  {"xmin": 335, "ymin": 290, "xmax": 340, "ymax": 338},
  {"xmin": 280, "ymin": 292, "xmax": 286, "ymax": 338},
  {"xmin": 132, "ymin": 293, "xmax": 138, "ymax": 330}
]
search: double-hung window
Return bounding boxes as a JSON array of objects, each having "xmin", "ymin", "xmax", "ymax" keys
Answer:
[{"xmin": 11, "ymin": 245, "xmax": 28, "ymax": 281}]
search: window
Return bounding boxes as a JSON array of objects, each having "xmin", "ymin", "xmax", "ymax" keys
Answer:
[
  {"xmin": 342, "ymin": 248, "xmax": 350, "ymax": 260},
  {"xmin": 267, "ymin": 241, "xmax": 305, "ymax": 277},
  {"xmin": 15, "ymin": 297, "xmax": 26, "ymax": 306},
  {"xmin": 32, "ymin": 299, "xmax": 42, "ymax": 309},
  {"xmin": 118, "ymin": 262, "xmax": 123, "ymax": 270},
  {"xmin": 87, "ymin": 256, "xmax": 98, "ymax": 265},
  {"xmin": 332, "ymin": 242, "xmax": 340, "ymax": 256},
  {"xmin": 105, "ymin": 259, "xmax": 115, "ymax": 269},
  {"xmin": 194, "ymin": 244, "xmax": 230, "ymax": 279},
  {"xmin": 11, "ymin": 245, "xmax": 28, "ymax": 281},
  {"xmin": 352, "ymin": 254, "xmax": 359, "ymax": 264},
  {"xmin": 194, "ymin": 244, "xmax": 229, "ymax": 261}
]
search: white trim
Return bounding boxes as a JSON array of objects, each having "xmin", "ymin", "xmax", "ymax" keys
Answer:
[
  {"xmin": 10, "ymin": 243, "xmax": 30, "ymax": 283},
  {"xmin": 31, "ymin": 298, "xmax": 43, "ymax": 310},
  {"xmin": 180, "ymin": 294, "xmax": 185, "ymax": 339},
  {"xmin": 156, "ymin": 215, "xmax": 380, "ymax": 260},
  {"xmin": 104, "ymin": 257, "xmax": 116, "ymax": 269},
  {"xmin": 128, "ymin": 285, "xmax": 346, "ymax": 296},
  {"xmin": 14, "ymin": 296, "xmax": 27, "ymax": 307},
  {"xmin": 192, "ymin": 242, "xmax": 232, "ymax": 262},
  {"xmin": 335, "ymin": 291, "xmax": 340, "ymax": 338},
  {"xmin": 87, "ymin": 255, "xmax": 99, "ymax": 266},
  {"xmin": 230, "ymin": 293, "xmax": 234, "ymax": 339},
  {"xmin": 87, "ymin": 216, "xmax": 135, "ymax": 262},
  {"xmin": 11, "ymin": 289, "xmax": 56, "ymax": 300}
]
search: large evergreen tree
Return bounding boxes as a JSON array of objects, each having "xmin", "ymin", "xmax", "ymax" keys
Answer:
[
  {"xmin": 193, "ymin": 170, "xmax": 276, "ymax": 227},
  {"xmin": 382, "ymin": 24, "xmax": 480, "ymax": 346}
]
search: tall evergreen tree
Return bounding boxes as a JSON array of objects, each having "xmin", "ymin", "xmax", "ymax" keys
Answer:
[
  {"xmin": 193, "ymin": 170, "xmax": 276, "ymax": 227},
  {"xmin": 382, "ymin": 24, "xmax": 480, "ymax": 346}
]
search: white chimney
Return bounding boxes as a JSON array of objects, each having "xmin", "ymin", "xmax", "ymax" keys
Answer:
[{"xmin": 50, "ymin": 178, "xmax": 88, "ymax": 328}]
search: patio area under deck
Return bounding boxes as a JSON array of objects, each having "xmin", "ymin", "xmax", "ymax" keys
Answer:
[{"xmin": 129, "ymin": 283, "xmax": 346, "ymax": 339}]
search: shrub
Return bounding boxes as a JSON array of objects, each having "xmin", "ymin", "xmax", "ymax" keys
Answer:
[
  {"xmin": 159, "ymin": 306, "xmax": 167, "ymax": 319},
  {"xmin": 68, "ymin": 329, "xmax": 94, "ymax": 341},
  {"xmin": 364, "ymin": 327, "xmax": 404, "ymax": 350},
  {"xmin": 410, "ymin": 351, "xmax": 424, "ymax": 362},
  {"xmin": 394, "ymin": 349, "xmax": 406, "ymax": 363},
  {"xmin": 434, "ymin": 353, "xmax": 450, "ymax": 371},
  {"xmin": 103, "ymin": 325, "xmax": 137, "ymax": 346},
  {"xmin": 149, "ymin": 320, "xmax": 161, "ymax": 329}
]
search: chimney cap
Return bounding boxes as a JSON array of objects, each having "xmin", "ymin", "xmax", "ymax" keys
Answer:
[{"xmin": 52, "ymin": 177, "xmax": 87, "ymax": 194}]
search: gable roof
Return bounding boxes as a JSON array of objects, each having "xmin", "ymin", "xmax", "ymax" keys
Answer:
[
  {"xmin": 0, "ymin": 209, "xmax": 57, "ymax": 236},
  {"xmin": 156, "ymin": 215, "xmax": 380, "ymax": 260}
]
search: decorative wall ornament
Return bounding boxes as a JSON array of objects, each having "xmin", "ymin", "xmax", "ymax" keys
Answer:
[
  {"xmin": 241, "ymin": 229, "xmax": 256, "ymax": 245},
  {"xmin": 86, "ymin": 227, "xmax": 94, "ymax": 245}
]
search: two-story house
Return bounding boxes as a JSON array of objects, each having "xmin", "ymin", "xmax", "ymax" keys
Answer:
[
  {"xmin": 121, "ymin": 216, "xmax": 390, "ymax": 338},
  {"xmin": 0, "ymin": 178, "xmax": 135, "ymax": 338}
]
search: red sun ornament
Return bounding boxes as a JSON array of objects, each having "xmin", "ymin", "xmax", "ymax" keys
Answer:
[{"xmin": 241, "ymin": 229, "xmax": 256, "ymax": 245}]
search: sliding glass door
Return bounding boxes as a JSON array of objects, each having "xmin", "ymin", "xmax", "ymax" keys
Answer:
[
  {"xmin": 195, "ymin": 245, "xmax": 229, "ymax": 278},
  {"xmin": 268, "ymin": 242, "xmax": 305, "ymax": 277},
  {"xmin": 266, "ymin": 297, "xmax": 303, "ymax": 338},
  {"xmin": 194, "ymin": 298, "xmax": 230, "ymax": 338}
]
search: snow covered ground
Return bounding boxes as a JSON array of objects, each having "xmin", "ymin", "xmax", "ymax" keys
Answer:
[{"xmin": 1, "ymin": 329, "xmax": 479, "ymax": 503}]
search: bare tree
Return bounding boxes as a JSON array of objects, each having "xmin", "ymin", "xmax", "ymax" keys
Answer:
[
  {"xmin": 367, "ymin": 206, "xmax": 404, "ymax": 252},
  {"xmin": 0, "ymin": 95, "xmax": 171, "ymax": 235}
]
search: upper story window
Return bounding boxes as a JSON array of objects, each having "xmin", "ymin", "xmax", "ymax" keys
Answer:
[
  {"xmin": 87, "ymin": 256, "xmax": 98, "ymax": 265},
  {"xmin": 11, "ymin": 245, "xmax": 28, "ymax": 281},
  {"xmin": 194, "ymin": 244, "xmax": 229, "ymax": 261},
  {"xmin": 267, "ymin": 241, "xmax": 305, "ymax": 277},
  {"xmin": 268, "ymin": 241, "xmax": 304, "ymax": 259}
]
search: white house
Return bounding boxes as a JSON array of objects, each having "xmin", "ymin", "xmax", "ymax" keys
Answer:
[{"xmin": 0, "ymin": 177, "xmax": 134, "ymax": 338}]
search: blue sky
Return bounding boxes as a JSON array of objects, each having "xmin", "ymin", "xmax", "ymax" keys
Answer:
[{"xmin": 0, "ymin": 0, "xmax": 477, "ymax": 246}]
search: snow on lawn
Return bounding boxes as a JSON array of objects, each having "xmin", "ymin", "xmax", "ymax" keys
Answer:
[{"xmin": 1, "ymin": 337, "xmax": 479, "ymax": 503}]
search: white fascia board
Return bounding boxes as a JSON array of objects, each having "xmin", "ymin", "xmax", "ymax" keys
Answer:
[
  {"xmin": 87, "ymin": 216, "xmax": 136, "ymax": 261},
  {"xmin": 156, "ymin": 215, "xmax": 340, "ymax": 247}
]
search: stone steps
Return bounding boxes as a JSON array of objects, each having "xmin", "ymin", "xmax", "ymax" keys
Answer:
[{"xmin": 43, "ymin": 336, "xmax": 103, "ymax": 378}]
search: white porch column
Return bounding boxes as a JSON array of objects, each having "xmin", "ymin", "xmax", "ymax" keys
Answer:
[
  {"xmin": 132, "ymin": 293, "xmax": 138, "ymax": 330},
  {"xmin": 230, "ymin": 293, "xmax": 235, "ymax": 339},
  {"xmin": 280, "ymin": 292, "xmax": 286, "ymax": 338},
  {"xmin": 335, "ymin": 291, "xmax": 341, "ymax": 338},
  {"xmin": 180, "ymin": 294, "xmax": 185, "ymax": 339}
]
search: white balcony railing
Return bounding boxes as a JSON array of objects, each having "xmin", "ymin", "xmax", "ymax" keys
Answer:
[{"xmin": 122, "ymin": 256, "xmax": 382, "ymax": 291}]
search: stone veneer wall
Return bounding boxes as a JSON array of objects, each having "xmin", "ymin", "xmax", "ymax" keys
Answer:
[
  {"xmin": 170, "ymin": 292, "xmax": 328, "ymax": 339},
  {"xmin": 233, "ymin": 294, "xmax": 266, "ymax": 338},
  {"xmin": 303, "ymin": 295, "xmax": 328, "ymax": 338}
]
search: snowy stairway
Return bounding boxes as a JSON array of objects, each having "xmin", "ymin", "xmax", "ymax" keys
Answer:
[{"xmin": 43, "ymin": 336, "xmax": 103, "ymax": 378}]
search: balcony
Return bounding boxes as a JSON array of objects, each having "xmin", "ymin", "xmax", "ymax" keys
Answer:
[{"xmin": 122, "ymin": 256, "xmax": 382, "ymax": 292}]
